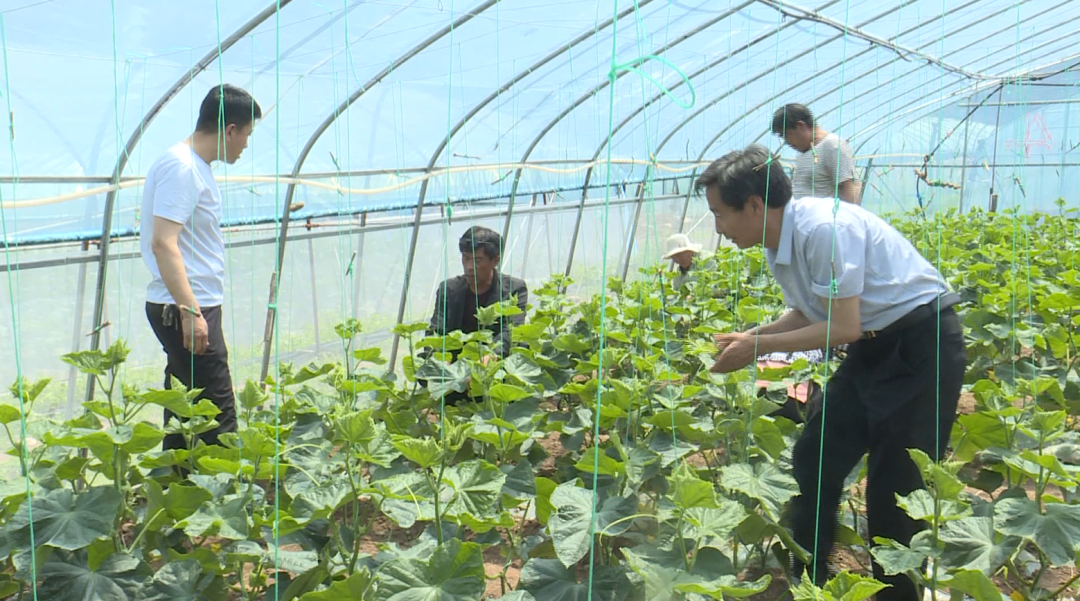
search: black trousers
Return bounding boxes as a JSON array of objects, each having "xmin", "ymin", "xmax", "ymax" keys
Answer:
[
  {"xmin": 145, "ymin": 302, "xmax": 238, "ymax": 450},
  {"xmin": 789, "ymin": 306, "xmax": 966, "ymax": 601}
]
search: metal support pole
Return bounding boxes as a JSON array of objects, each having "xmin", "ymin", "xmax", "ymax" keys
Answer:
[
  {"xmin": 620, "ymin": 183, "xmax": 648, "ymax": 281},
  {"xmin": 563, "ymin": 170, "xmax": 593, "ymax": 278},
  {"xmin": 387, "ymin": 200, "xmax": 426, "ymax": 369},
  {"xmin": 274, "ymin": 0, "xmax": 499, "ymax": 377},
  {"xmin": 989, "ymin": 86, "xmax": 1005, "ymax": 212},
  {"xmin": 543, "ymin": 197, "xmax": 555, "ymax": 277},
  {"xmin": 306, "ymin": 225, "xmax": 321, "ymax": 354},
  {"xmin": 351, "ymin": 213, "xmax": 367, "ymax": 320},
  {"xmin": 86, "ymin": 0, "xmax": 292, "ymax": 403},
  {"xmin": 1058, "ymin": 101, "xmax": 1072, "ymax": 204},
  {"xmin": 518, "ymin": 194, "xmax": 538, "ymax": 278},
  {"xmin": 959, "ymin": 106, "xmax": 971, "ymax": 212},
  {"xmin": 66, "ymin": 243, "xmax": 90, "ymax": 418}
]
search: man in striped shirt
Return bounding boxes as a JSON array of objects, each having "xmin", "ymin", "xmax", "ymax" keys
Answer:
[{"xmin": 772, "ymin": 103, "xmax": 862, "ymax": 204}]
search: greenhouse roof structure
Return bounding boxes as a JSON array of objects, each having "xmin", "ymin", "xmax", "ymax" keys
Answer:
[{"xmin": 3, "ymin": 3, "xmax": 1080, "ymax": 601}]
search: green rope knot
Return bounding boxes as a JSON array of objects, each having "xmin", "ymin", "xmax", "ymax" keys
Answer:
[
  {"xmin": 830, "ymin": 278, "xmax": 839, "ymax": 296},
  {"xmin": 608, "ymin": 54, "xmax": 696, "ymax": 109}
]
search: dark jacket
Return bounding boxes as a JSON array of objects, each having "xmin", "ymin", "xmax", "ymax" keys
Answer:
[{"xmin": 427, "ymin": 272, "xmax": 528, "ymax": 357}]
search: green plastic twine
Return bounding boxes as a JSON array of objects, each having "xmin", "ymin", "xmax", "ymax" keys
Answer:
[
  {"xmin": 438, "ymin": 0, "xmax": 456, "ymax": 438},
  {"xmin": 744, "ymin": 0, "xmax": 787, "ymax": 466},
  {"xmin": 584, "ymin": 0, "xmax": 699, "ymax": 596},
  {"xmin": 0, "ymin": 14, "xmax": 37, "ymax": 601},
  {"xmin": 272, "ymin": 1, "xmax": 282, "ymax": 598},
  {"xmin": 810, "ymin": 0, "xmax": 854, "ymax": 595}
]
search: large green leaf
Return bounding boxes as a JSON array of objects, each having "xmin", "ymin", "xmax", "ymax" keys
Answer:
[
  {"xmin": 674, "ymin": 573, "xmax": 772, "ymax": 599},
  {"xmin": 518, "ymin": 558, "xmax": 632, "ymax": 601},
  {"xmin": 548, "ymin": 482, "xmax": 596, "ymax": 568},
  {"xmin": 720, "ymin": 462, "xmax": 799, "ymax": 519},
  {"xmin": 141, "ymin": 389, "xmax": 200, "ymax": 418},
  {"xmin": 334, "ymin": 410, "xmax": 379, "ymax": 447},
  {"xmin": 178, "ymin": 496, "xmax": 251, "ymax": 541},
  {"xmin": 870, "ymin": 531, "xmax": 939, "ymax": 577},
  {"xmin": 139, "ymin": 560, "xmax": 226, "ymax": 601},
  {"xmin": 681, "ymin": 499, "xmax": 747, "ymax": 543},
  {"xmin": 895, "ymin": 489, "xmax": 970, "ymax": 523},
  {"xmin": 416, "ymin": 360, "xmax": 471, "ymax": 400},
  {"xmin": 7, "ymin": 486, "xmax": 119, "ymax": 551},
  {"xmin": 501, "ymin": 459, "xmax": 537, "ymax": 502},
  {"xmin": 791, "ymin": 571, "xmax": 887, "ymax": 601},
  {"xmin": 535, "ymin": 476, "xmax": 558, "ymax": 525},
  {"xmin": 670, "ymin": 462, "xmax": 718, "ymax": 511},
  {"xmin": 994, "ymin": 497, "xmax": 1080, "ymax": 566},
  {"xmin": 940, "ymin": 569, "xmax": 1010, "ymax": 601},
  {"xmin": 954, "ymin": 412, "xmax": 1010, "ymax": 462},
  {"xmin": 938, "ymin": 516, "xmax": 1021, "ymax": 575},
  {"xmin": 574, "ymin": 448, "xmax": 624, "ymax": 477},
  {"xmin": 503, "ymin": 354, "xmax": 544, "ymax": 384},
  {"xmin": 289, "ymin": 479, "xmax": 353, "ymax": 523},
  {"xmin": 374, "ymin": 539, "xmax": 485, "ymax": 601},
  {"xmin": 750, "ymin": 416, "xmax": 786, "ymax": 460},
  {"xmin": 441, "ymin": 459, "xmax": 506, "ymax": 520},
  {"xmin": 489, "ymin": 383, "xmax": 531, "ymax": 404},
  {"xmin": 622, "ymin": 548, "xmax": 685, "ymax": 601},
  {"xmin": 37, "ymin": 550, "xmax": 151, "ymax": 601},
  {"xmin": 392, "ymin": 436, "xmax": 444, "ymax": 469},
  {"xmin": 0, "ymin": 403, "xmax": 24, "ymax": 425},
  {"xmin": 907, "ymin": 449, "xmax": 965, "ymax": 499},
  {"xmin": 297, "ymin": 570, "xmax": 372, "ymax": 601}
]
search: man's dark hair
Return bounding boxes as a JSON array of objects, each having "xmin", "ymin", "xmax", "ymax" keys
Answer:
[
  {"xmin": 459, "ymin": 226, "xmax": 503, "ymax": 261},
  {"xmin": 771, "ymin": 103, "xmax": 814, "ymax": 135},
  {"xmin": 694, "ymin": 144, "xmax": 792, "ymax": 210},
  {"xmin": 195, "ymin": 84, "xmax": 262, "ymax": 134}
]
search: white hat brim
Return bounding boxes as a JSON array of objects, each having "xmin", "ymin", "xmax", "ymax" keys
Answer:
[{"xmin": 662, "ymin": 243, "xmax": 703, "ymax": 259}]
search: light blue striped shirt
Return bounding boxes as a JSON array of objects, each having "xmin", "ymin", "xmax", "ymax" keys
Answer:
[{"xmin": 765, "ymin": 198, "xmax": 950, "ymax": 332}]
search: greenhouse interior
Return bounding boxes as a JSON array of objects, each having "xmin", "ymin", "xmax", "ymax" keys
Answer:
[{"xmin": 1, "ymin": 0, "xmax": 1079, "ymax": 599}]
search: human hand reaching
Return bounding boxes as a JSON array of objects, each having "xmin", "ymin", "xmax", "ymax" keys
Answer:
[{"xmin": 710, "ymin": 332, "xmax": 756, "ymax": 373}]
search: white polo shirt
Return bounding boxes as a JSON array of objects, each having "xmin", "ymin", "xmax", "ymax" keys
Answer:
[
  {"xmin": 765, "ymin": 197, "xmax": 949, "ymax": 332},
  {"xmin": 140, "ymin": 142, "xmax": 226, "ymax": 308}
]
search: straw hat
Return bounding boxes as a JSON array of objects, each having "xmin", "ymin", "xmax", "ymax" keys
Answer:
[{"xmin": 662, "ymin": 233, "xmax": 702, "ymax": 259}]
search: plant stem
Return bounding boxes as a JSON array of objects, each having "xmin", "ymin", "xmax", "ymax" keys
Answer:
[
  {"xmin": 675, "ymin": 514, "xmax": 690, "ymax": 571},
  {"xmin": 1046, "ymin": 571, "xmax": 1080, "ymax": 600},
  {"xmin": 127, "ymin": 508, "xmax": 165, "ymax": 554},
  {"xmin": 343, "ymin": 454, "xmax": 364, "ymax": 575},
  {"xmin": 430, "ymin": 461, "xmax": 448, "ymax": 545}
]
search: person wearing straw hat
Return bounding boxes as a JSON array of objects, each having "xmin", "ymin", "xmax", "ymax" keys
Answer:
[
  {"xmin": 695, "ymin": 144, "xmax": 965, "ymax": 601},
  {"xmin": 662, "ymin": 233, "xmax": 713, "ymax": 292}
]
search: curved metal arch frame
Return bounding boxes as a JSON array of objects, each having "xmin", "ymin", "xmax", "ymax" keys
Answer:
[
  {"xmin": 616, "ymin": 1, "xmax": 916, "ymax": 236},
  {"xmin": 800, "ymin": 9, "xmax": 1080, "ymax": 151},
  {"xmin": 787, "ymin": 19, "xmax": 1080, "ymax": 167},
  {"xmin": 84, "ymin": 0, "xmax": 295, "ymax": 403},
  {"xmin": 490, "ymin": 1, "xmax": 755, "ymax": 289},
  {"xmin": 754, "ymin": 0, "xmax": 993, "ymax": 81},
  {"xmin": 384, "ymin": 0, "xmax": 665, "ymax": 367},
  {"xmin": 580, "ymin": 0, "xmax": 843, "ymax": 249},
  {"xmin": 701, "ymin": 0, "xmax": 998, "ymax": 168},
  {"xmin": 258, "ymin": 0, "xmax": 502, "ymax": 380},
  {"xmin": 656, "ymin": 0, "xmax": 942, "ymax": 232},
  {"xmin": 849, "ymin": 53, "xmax": 1080, "ymax": 154},
  {"xmin": 678, "ymin": 3, "xmax": 1080, "ymax": 214},
  {"xmin": 740, "ymin": 0, "xmax": 1054, "ymax": 148}
]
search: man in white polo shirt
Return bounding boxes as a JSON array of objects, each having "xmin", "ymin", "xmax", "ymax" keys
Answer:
[
  {"xmin": 696, "ymin": 144, "xmax": 965, "ymax": 601},
  {"xmin": 141, "ymin": 84, "xmax": 260, "ymax": 451}
]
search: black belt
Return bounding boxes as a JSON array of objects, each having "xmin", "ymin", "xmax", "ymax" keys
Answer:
[{"xmin": 861, "ymin": 292, "xmax": 961, "ymax": 340}]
